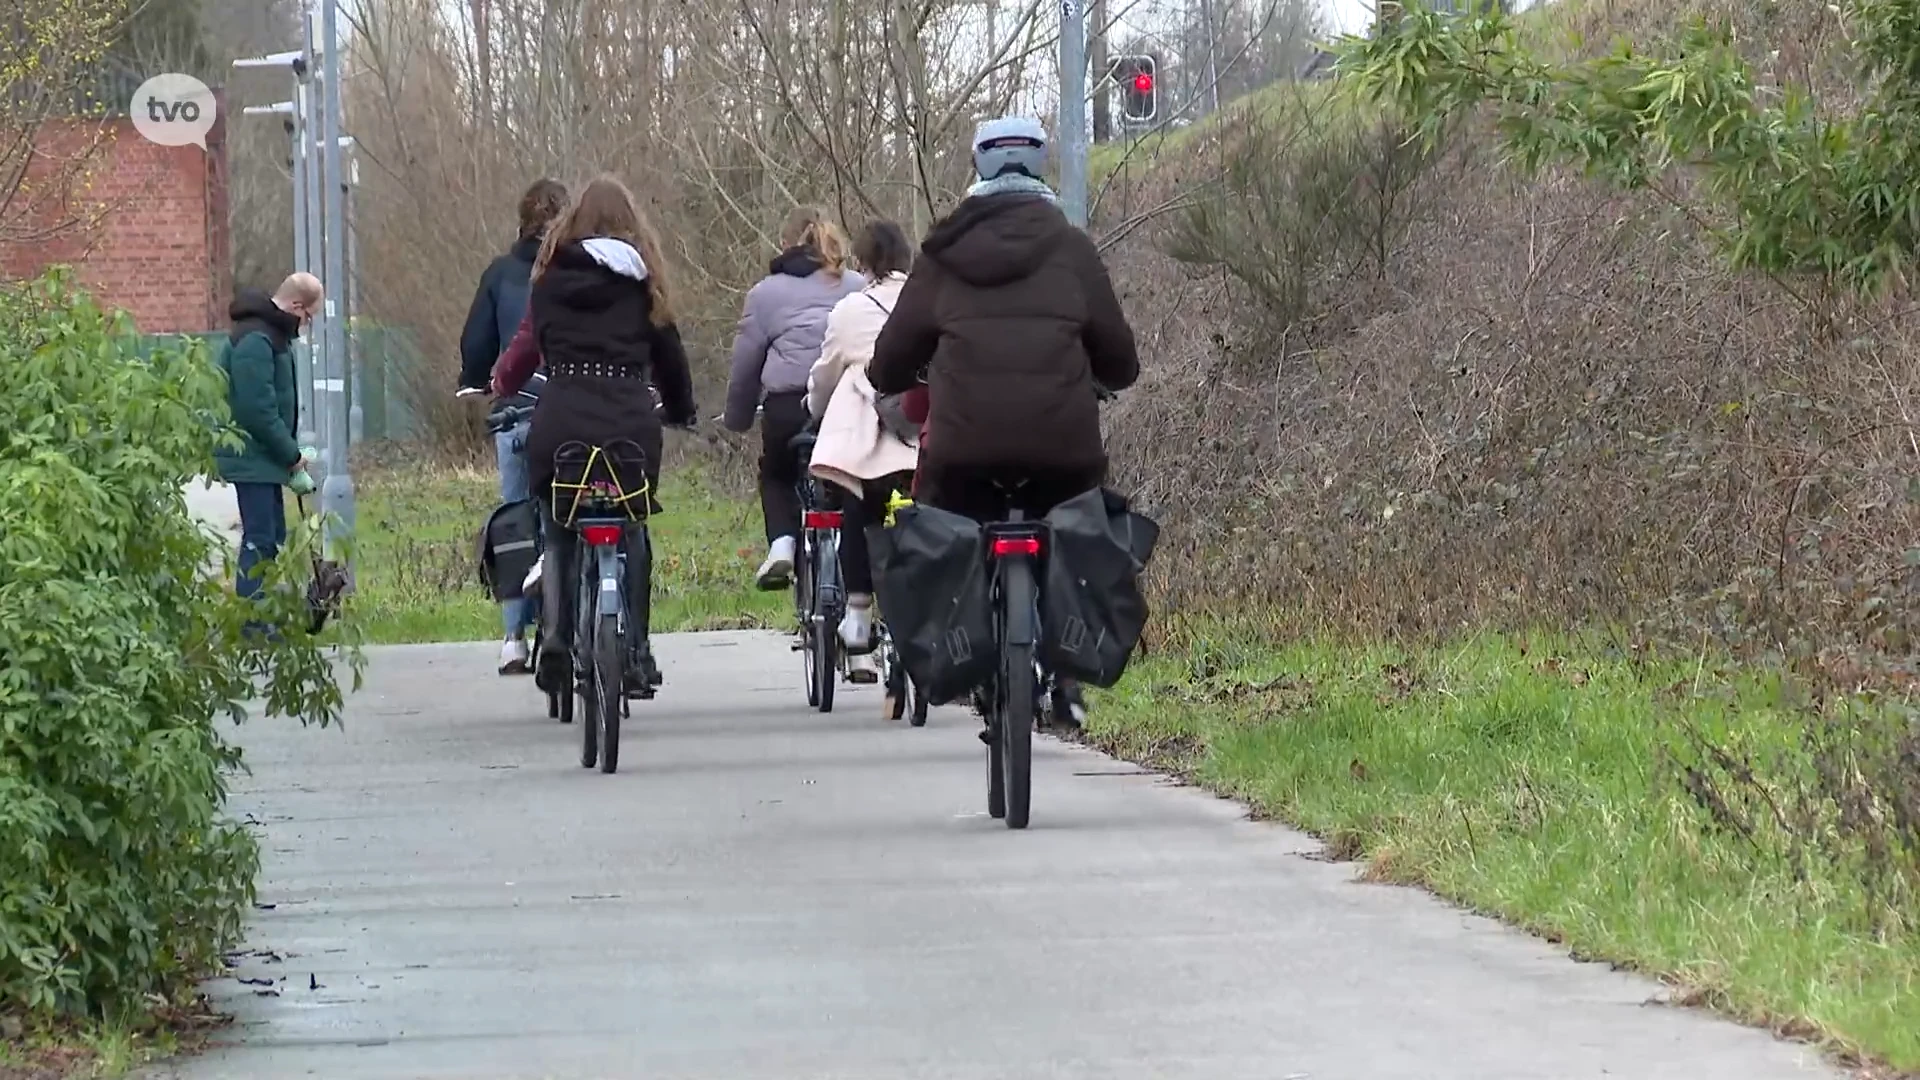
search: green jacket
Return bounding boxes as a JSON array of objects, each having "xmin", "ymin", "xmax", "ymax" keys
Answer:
[{"xmin": 213, "ymin": 291, "xmax": 303, "ymax": 485}]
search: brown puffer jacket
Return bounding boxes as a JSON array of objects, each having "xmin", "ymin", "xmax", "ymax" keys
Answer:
[{"xmin": 868, "ymin": 194, "xmax": 1139, "ymax": 475}]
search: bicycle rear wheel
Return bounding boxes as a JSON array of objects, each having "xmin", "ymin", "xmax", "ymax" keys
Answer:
[
  {"xmin": 998, "ymin": 560, "xmax": 1037, "ymax": 830},
  {"xmin": 578, "ymin": 566, "xmax": 598, "ymax": 769},
  {"xmin": 798, "ymin": 544, "xmax": 820, "ymax": 709},
  {"xmin": 595, "ymin": 612, "xmax": 622, "ymax": 773},
  {"xmin": 1000, "ymin": 644, "xmax": 1035, "ymax": 829}
]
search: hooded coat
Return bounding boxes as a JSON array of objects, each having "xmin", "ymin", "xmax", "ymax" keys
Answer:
[
  {"xmin": 721, "ymin": 248, "xmax": 866, "ymax": 430},
  {"xmin": 522, "ymin": 238, "xmax": 697, "ymax": 500},
  {"xmin": 868, "ymin": 194, "xmax": 1138, "ymax": 477},
  {"xmin": 213, "ymin": 290, "xmax": 304, "ymax": 485}
]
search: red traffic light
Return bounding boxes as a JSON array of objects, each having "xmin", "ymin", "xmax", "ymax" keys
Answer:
[{"xmin": 1132, "ymin": 72, "xmax": 1154, "ymax": 93}]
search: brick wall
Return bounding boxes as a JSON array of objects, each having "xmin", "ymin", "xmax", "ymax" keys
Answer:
[{"xmin": 0, "ymin": 92, "xmax": 232, "ymax": 334}]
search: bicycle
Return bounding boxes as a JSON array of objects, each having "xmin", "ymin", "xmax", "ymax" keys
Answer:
[
  {"xmin": 549, "ymin": 439, "xmax": 655, "ymax": 774},
  {"xmin": 979, "ymin": 483, "xmax": 1047, "ymax": 830},
  {"xmin": 484, "ymin": 377, "xmax": 572, "ymax": 724},
  {"xmin": 787, "ymin": 430, "xmax": 844, "ymax": 712}
]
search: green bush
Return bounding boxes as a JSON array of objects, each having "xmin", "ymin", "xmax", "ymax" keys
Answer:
[{"xmin": 0, "ymin": 273, "xmax": 358, "ymax": 1021}]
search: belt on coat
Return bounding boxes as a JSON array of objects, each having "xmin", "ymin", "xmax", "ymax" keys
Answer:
[{"xmin": 547, "ymin": 361, "xmax": 647, "ymax": 380}]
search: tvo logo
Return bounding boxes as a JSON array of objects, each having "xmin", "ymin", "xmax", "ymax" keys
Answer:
[{"xmin": 131, "ymin": 73, "xmax": 217, "ymax": 149}]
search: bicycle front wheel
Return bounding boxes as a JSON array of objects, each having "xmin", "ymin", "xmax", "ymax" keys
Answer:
[{"xmin": 595, "ymin": 612, "xmax": 622, "ymax": 773}]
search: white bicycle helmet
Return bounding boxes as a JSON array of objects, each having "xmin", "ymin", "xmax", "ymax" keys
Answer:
[{"xmin": 973, "ymin": 116, "xmax": 1048, "ymax": 181}]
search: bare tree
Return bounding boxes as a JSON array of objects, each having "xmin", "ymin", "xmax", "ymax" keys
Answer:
[{"xmin": 0, "ymin": 0, "xmax": 130, "ymax": 253}]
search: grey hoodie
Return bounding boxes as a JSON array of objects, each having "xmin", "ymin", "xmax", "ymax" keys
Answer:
[{"xmin": 723, "ymin": 248, "xmax": 866, "ymax": 430}]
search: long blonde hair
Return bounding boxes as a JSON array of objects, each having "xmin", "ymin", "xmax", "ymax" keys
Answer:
[
  {"xmin": 779, "ymin": 205, "xmax": 850, "ymax": 280},
  {"xmin": 533, "ymin": 174, "xmax": 676, "ymax": 326}
]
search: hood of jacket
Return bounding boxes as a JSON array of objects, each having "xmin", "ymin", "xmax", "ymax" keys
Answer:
[
  {"xmin": 770, "ymin": 246, "xmax": 823, "ymax": 278},
  {"xmin": 538, "ymin": 239, "xmax": 650, "ymax": 315},
  {"xmin": 228, "ymin": 289, "xmax": 300, "ymax": 349},
  {"xmin": 919, "ymin": 194, "xmax": 1070, "ymax": 288},
  {"xmin": 507, "ymin": 235, "xmax": 542, "ymax": 264}
]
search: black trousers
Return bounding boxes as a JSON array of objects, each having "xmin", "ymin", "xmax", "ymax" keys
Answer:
[
  {"xmin": 834, "ymin": 469, "xmax": 915, "ymax": 596},
  {"xmin": 758, "ymin": 391, "xmax": 810, "ymax": 543},
  {"xmin": 537, "ymin": 500, "xmax": 653, "ymax": 662},
  {"xmin": 915, "ymin": 463, "xmax": 1104, "ymax": 524}
]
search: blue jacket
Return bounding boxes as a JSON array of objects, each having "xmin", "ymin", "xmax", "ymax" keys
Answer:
[{"xmin": 457, "ymin": 236, "xmax": 541, "ymax": 390}]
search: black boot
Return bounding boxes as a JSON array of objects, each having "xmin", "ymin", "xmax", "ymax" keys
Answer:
[
  {"xmin": 536, "ymin": 521, "xmax": 575, "ymax": 694},
  {"xmin": 625, "ymin": 641, "xmax": 662, "ymax": 698},
  {"xmin": 622, "ymin": 522, "xmax": 660, "ymax": 698}
]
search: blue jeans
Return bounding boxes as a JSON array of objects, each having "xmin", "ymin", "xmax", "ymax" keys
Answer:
[
  {"xmin": 497, "ymin": 419, "xmax": 533, "ymax": 638},
  {"xmin": 235, "ymin": 481, "xmax": 288, "ymax": 602}
]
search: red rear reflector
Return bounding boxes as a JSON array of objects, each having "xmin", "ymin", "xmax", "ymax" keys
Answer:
[
  {"xmin": 990, "ymin": 536, "xmax": 1041, "ymax": 558},
  {"xmin": 803, "ymin": 510, "xmax": 844, "ymax": 529},
  {"xmin": 581, "ymin": 525, "xmax": 623, "ymax": 546}
]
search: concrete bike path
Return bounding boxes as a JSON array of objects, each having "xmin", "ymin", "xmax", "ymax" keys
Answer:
[{"xmin": 143, "ymin": 634, "xmax": 1840, "ymax": 1080}]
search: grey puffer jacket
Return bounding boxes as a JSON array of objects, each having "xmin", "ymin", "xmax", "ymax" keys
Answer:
[{"xmin": 722, "ymin": 248, "xmax": 866, "ymax": 430}]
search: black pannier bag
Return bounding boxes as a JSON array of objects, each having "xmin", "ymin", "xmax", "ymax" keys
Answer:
[
  {"xmin": 868, "ymin": 503, "xmax": 995, "ymax": 705},
  {"xmin": 1039, "ymin": 487, "xmax": 1160, "ymax": 689},
  {"xmin": 476, "ymin": 497, "xmax": 541, "ymax": 603}
]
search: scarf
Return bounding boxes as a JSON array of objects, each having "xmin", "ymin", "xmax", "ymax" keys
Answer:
[{"xmin": 966, "ymin": 173, "xmax": 1058, "ymax": 203}]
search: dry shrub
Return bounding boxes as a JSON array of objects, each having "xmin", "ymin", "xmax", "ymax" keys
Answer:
[
  {"xmin": 1098, "ymin": 0, "xmax": 1920, "ymax": 916},
  {"xmin": 1100, "ymin": 98, "xmax": 1919, "ymax": 678}
]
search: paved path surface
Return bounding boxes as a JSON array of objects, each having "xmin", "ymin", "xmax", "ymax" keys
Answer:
[{"xmin": 146, "ymin": 635, "xmax": 1839, "ymax": 1080}]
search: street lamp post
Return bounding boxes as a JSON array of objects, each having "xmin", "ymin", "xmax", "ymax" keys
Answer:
[
  {"xmin": 231, "ymin": 49, "xmax": 323, "ymax": 474},
  {"xmin": 317, "ymin": 0, "xmax": 355, "ymax": 566}
]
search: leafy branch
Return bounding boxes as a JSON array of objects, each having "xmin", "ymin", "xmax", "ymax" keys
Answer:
[{"xmin": 1332, "ymin": 0, "xmax": 1920, "ymax": 300}]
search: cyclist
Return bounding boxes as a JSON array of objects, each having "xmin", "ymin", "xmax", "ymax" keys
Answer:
[
  {"xmin": 721, "ymin": 206, "xmax": 867, "ymax": 591},
  {"xmin": 458, "ymin": 177, "xmax": 569, "ymax": 675},
  {"xmin": 497, "ymin": 175, "xmax": 698, "ymax": 696},
  {"xmin": 868, "ymin": 115, "xmax": 1140, "ymax": 726},
  {"xmin": 805, "ymin": 219, "xmax": 919, "ymax": 685}
]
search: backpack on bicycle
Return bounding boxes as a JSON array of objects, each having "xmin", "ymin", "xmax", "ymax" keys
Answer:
[
  {"xmin": 867, "ymin": 502, "xmax": 996, "ymax": 705},
  {"xmin": 476, "ymin": 497, "xmax": 542, "ymax": 602},
  {"xmin": 1038, "ymin": 487, "xmax": 1160, "ymax": 689}
]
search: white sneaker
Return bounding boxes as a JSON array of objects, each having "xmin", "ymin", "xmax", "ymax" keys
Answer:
[
  {"xmin": 755, "ymin": 535, "xmax": 796, "ymax": 590},
  {"xmin": 838, "ymin": 607, "xmax": 873, "ymax": 652},
  {"xmin": 522, "ymin": 554, "xmax": 544, "ymax": 595},
  {"xmin": 498, "ymin": 638, "xmax": 530, "ymax": 675}
]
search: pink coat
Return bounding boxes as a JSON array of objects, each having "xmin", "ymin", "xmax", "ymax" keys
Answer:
[{"xmin": 807, "ymin": 273, "xmax": 919, "ymax": 496}]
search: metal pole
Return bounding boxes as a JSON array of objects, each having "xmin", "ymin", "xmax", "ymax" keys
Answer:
[
  {"xmin": 302, "ymin": 7, "xmax": 329, "ymax": 485},
  {"xmin": 290, "ymin": 83, "xmax": 319, "ymax": 459},
  {"xmin": 1196, "ymin": 0, "xmax": 1220, "ymax": 115},
  {"xmin": 345, "ymin": 145, "xmax": 363, "ymax": 445},
  {"xmin": 318, "ymin": 0, "xmax": 355, "ymax": 563},
  {"xmin": 1059, "ymin": 0, "xmax": 1089, "ymax": 228}
]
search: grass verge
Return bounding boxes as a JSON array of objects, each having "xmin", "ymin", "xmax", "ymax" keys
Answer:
[
  {"xmin": 1086, "ymin": 629, "xmax": 1920, "ymax": 1071},
  {"xmin": 348, "ymin": 460, "xmax": 787, "ymax": 644},
  {"xmin": 0, "ymin": 1011, "xmax": 209, "ymax": 1080}
]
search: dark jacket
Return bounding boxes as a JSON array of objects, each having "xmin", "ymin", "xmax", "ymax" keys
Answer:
[
  {"xmin": 868, "ymin": 195, "xmax": 1139, "ymax": 475},
  {"xmin": 522, "ymin": 239, "xmax": 697, "ymax": 499},
  {"xmin": 213, "ymin": 290, "xmax": 303, "ymax": 485},
  {"xmin": 458, "ymin": 236, "xmax": 541, "ymax": 390}
]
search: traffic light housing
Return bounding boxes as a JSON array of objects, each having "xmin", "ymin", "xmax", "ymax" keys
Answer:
[{"xmin": 1115, "ymin": 55, "xmax": 1157, "ymax": 125}]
